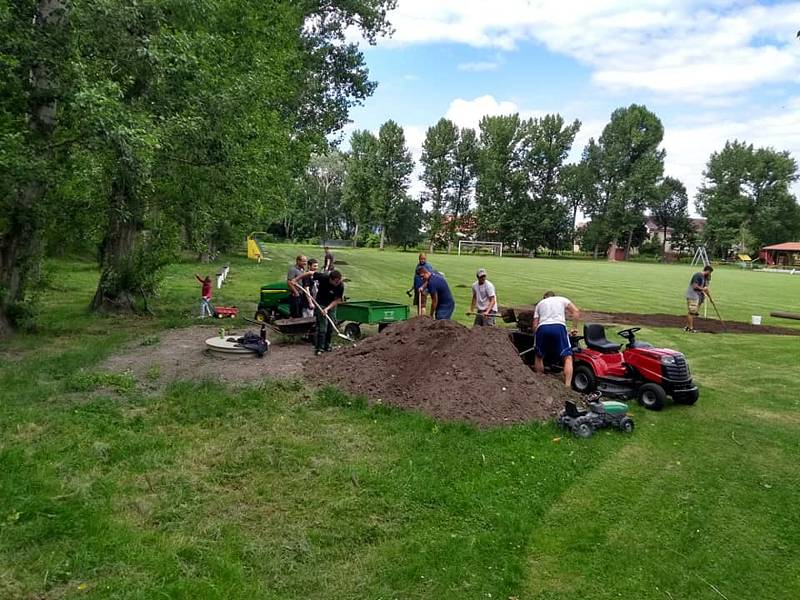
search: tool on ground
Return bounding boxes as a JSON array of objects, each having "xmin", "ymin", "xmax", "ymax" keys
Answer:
[
  {"xmin": 299, "ymin": 286, "xmax": 354, "ymax": 342},
  {"xmin": 417, "ymin": 289, "xmax": 423, "ymax": 316}
]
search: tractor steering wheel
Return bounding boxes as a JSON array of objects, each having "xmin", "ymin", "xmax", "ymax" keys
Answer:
[{"xmin": 617, "ymin": 327, "xmax": 641, "ymax": 340}]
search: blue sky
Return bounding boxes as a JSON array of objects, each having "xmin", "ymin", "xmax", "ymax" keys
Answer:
[{"xmin": 345, "ymin": 0, "xmax": 800, "ymax": 209}]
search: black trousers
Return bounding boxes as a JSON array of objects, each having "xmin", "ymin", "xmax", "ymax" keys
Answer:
[{"xmin": 289, "ymin": 294, "xmax": 304, "ymax": 318}]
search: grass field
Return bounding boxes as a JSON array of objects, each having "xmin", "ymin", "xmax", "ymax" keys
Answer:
[{"xmin": 1, "ymin": 245, "xmax": 799, "ymax": 599}]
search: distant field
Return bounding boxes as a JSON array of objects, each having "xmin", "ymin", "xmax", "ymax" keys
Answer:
[{"xmin": 1, "ymin": 246, "xmax": 799, "ymax": 599}]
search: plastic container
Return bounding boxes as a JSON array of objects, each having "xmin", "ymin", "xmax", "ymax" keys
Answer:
[{"xmin": 751, "ymin": 315, "xmax": 762, "ymax": 325}]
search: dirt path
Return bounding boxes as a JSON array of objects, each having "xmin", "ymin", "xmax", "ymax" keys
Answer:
[
  {"xmin": 101, "ymin": 325, "xmax": 311, "ymax": 389},
  {"xmin": 507, "ymin": 307, "xmax": 800, "ymax": 336}
]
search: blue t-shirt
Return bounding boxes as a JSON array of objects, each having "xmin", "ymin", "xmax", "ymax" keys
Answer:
[
  {"xmin": 427, "ymin": 273, "xmax": 454, "ymax": 309},
  {"xmin": 413, "ymin": 261, "xmax": 433, "ymax": 290}
]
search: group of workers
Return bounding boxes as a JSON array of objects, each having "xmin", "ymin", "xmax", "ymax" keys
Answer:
[
  {"xmin": 194, "ymin": 247, "xmax": 717, "ymax": 377},
  {"xmin": 410, "ymin": 253, "xmax": 580, "ymax": 388},
  {"xmin": 286, "ymin": 247, "xmax": 341, "ymax": 355}
]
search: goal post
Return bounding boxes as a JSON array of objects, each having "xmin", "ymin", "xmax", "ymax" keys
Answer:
[{"xmin": 457, "ymin": 240, "xmax": 503, "ymax": 257}]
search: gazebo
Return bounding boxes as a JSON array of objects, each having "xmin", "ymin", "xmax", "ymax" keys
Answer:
[{"xmin": 759, "ymin": 242, "xmax": 800, "ymax": 268}]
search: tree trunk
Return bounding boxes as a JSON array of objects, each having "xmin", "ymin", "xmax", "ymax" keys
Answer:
[
  {"xmin": 662, "ymin": 224, "xmax": 668, "ymax": 260},
  {"xmin": 593, "ymin": 243, "xmax": 599, "ymax": 260},
  {"xmin": 352, "ymin": 222, "xmax": 359, "ymax": 248},
  {"xmin": 0, "ymin": 0, "xmax": 65, "ymax": 336},
  {"xmin": 571, "ymin": 203, "xmax": 579, "ymax": 250},
  {"xmin": 90, "ymin": 183, "xmax": 141, "ymax": 312},
  {"xmin": 624, "ymin": 229, "xmax": 634, "ymax": 260},
  {"xmin": 379, "ymin": 225, "xmax": 385, "ymax": 250}
]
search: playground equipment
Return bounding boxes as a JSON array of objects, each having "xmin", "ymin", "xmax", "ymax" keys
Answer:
[{"xmin": 246, "ymin": 232, "xmax": 271, "ymax": 262}]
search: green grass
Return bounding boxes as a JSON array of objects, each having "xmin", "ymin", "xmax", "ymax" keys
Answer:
[{"xmin": 1, "ymin": 245, "xmax": 799, "ymax": 599}]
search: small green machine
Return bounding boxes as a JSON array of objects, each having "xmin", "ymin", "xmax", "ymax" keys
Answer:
[
  {"xmin": 556, "ymin": 392, "xmax": 634, "ymax": 438},
  {"xmin": 254, "ymin": 281, "xmax": 292, "ymax": 322}
]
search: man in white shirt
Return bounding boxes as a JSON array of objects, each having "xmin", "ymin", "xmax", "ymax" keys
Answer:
[
  {"xmin": 469, "ymin": 268, "xmax": 498, "ymax": 326},
  {"xmin": 533, "ymin": 291, "xmax": 581, "ymax": 388}
]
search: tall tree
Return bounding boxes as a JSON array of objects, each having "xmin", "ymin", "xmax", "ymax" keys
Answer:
[
  {"xmin": 448, "ymin": 127, "xmax": 478, "ymax": 252},
  {"xmin": 0, "ymin": 0, "xmax": 67, "ymax": 333},
  {"xmin": 342, "ymin": 129, "xmax": 379, "ymax": 247},
  {"xmin": 475, "ymin": 114, "xmax": 525, "ymax": 244},
  {"xmin": 387, "ymin": 196, "xmax": 423, "ymax": 250},
  {"xmin": 697, "ymin": 140, "xmax": 800, "ymax": 256},
  {"xmin": 517, "ymin": 114, "xmax": 580, "ymax": 252},
  {"xmin": 420, "ymin": 118, "xmax": 458, "ymax": 251},
  {"xmin": 372, "ymin": 120, "xmax": 413, "ymax": 249},
  {"xmin": 650, "ymin": 176, "xmax": 690, "ymax": 259},
  {"xmin": 593, "ymin": 105, "xmax": 666, "ymax": 258},
  {"xmin": 560, "ymin": 161, "xmax": 597, "ymax": 249}
]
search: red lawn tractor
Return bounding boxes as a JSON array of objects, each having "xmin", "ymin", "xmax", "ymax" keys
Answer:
[{"xmin": 570, "ymin": 325, "xmax": 699, "ymax": 411}]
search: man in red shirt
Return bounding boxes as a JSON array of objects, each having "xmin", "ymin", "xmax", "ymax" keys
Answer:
[{"xmin": 195, "ymin": 274, "xmax": 213, "ymax": 318}]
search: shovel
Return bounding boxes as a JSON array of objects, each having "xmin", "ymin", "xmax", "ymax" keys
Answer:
[{"xmin": 299, "ymin": 286, "xmax": 354, "ymax": 342}]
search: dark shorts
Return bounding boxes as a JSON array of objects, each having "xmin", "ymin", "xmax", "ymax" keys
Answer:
[
  {"xmin": 535, "ymin": 324, "xmax": 572, "ymax": 361},
  {"xmin": 435, "ymin": 304, "xmax": 454, "ymax": 320}
]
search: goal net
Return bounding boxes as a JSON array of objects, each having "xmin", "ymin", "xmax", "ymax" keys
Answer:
[{"xmin": 457, "ymin": 240, "xmax": 503, "ymax": 257}]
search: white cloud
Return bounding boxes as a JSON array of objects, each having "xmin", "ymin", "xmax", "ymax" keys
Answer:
[
  {"xmin": 444, "ymin": 95, "xmax": 546, "ymax": 130},
  {"xmin": 457, "ymin": 61, "xmax": 499, "ymax": 72},
  {"xmin": 375, "ymin": 0, "xmax": 800, "ymax": 98}
]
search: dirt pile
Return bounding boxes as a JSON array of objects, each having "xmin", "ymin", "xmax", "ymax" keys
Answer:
[{"xmin": 317, "ymin": 317, "xmax": 576, "ymax": 426}]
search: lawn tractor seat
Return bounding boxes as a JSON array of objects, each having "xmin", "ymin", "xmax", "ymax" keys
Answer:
[{"xmin": 584, "ymin": 324, "xmax": 621, "ymax": 353}]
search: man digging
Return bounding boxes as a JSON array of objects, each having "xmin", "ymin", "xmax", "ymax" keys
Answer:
[
  {"xmin": 685, "ymin": 264, "xmax": 713, "ymax": 333},
  {"xmin": 292, "ymin": 269, "xmax": 345, "ymax": 355},
  {"xmin": 417, "ymin": 267, "xmax": 454, "ymax": 320},
  {"xmin": 469, "ymin": 268, "xmax": 498, "ymax": 326},
  {"xmin": 533, "ymin": 291, "xmax": 581, "ymax": 388}
]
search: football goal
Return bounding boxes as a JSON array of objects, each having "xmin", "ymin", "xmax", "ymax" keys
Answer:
[{"xmin": 457, "ymin": 240, "xmax": 503, "ymax": 257}]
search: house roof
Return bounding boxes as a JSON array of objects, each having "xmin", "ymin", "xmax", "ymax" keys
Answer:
[{"xmin": 762, "ymin": 242, "xmax": 800, "ymax": 251}]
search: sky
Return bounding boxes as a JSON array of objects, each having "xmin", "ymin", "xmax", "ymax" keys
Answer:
[{"xmin": 343, "ymin": 0, "xmax": 800, "ymax": 212}]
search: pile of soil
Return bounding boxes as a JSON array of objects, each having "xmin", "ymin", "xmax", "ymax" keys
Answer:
[
  {"xmin": 316, "ymin": 317, "xmax": 576, "ymax": 427},
  {"xmin": 506, "ymin": 307, "xmax": 800, "ymax": 336}
]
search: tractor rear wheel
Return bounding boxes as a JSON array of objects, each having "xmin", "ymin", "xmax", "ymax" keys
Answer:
[
  {"xmin": 637, "ymin": 383, "xmax": 666, "ymax": 411},
  {"xmin": 619, "ymin": 417, "xmax": 635, "ymax": 433},
  {"xmin": 572, "ymin": 364, "xmax": 596, "ymax": 394},
  {"xmin": 572, "ymin": 421, "xmax": 594, "ymax": 438}
]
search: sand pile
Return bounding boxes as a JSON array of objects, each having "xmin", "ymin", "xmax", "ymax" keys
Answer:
[{"xmin": 317, "ymin": 317, "xmax": 576, "ymax": 426}]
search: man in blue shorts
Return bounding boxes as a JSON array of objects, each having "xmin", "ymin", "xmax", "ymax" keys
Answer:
[
  {"xmin": 417, "ymin": 267, "xmax": 455, "ymax": 320},
  {"xmin": 533, "ymin": 291, "xmax": 581, "ymax": 388}
]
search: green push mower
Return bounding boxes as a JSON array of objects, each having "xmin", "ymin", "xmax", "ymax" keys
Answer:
[{"xmin": 556, "ymin": 392, "xmax": 634, "ymax": 438}]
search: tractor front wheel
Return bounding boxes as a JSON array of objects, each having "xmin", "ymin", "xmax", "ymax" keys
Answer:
[
  {"xmin": 572, "ymin": 364, "xmax": 596, "ymax": 394},
  {"xmin": 637, "ymin": 383, "xmax": 666, "ymax": 411}
]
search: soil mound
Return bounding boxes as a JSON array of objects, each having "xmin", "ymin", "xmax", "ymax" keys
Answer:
[{"xmin": 317, "ymin": 317, "xmax": 576, "ymax": 427}]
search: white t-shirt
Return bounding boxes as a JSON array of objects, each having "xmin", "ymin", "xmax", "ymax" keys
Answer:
[
  {"xmin": 534, "ymin": 296, "xmax": 572, "ymax": 327},
  {"xmin": 472, "ymin": 280, "xmax": 498, "ymax": 313}
]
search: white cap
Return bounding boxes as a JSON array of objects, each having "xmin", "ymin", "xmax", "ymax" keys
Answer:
[{"xmin": 476, "ymin": 268, "xmax": 487, "ymax": 277}]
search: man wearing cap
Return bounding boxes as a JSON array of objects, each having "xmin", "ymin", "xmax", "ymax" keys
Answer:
[
  {"xmin": 469, "ymin": 268, "xmax": 498, "ymax": 326},
  {"xmin": 417, "ymin": 267, "xmax": 454, "ymax": 320}
]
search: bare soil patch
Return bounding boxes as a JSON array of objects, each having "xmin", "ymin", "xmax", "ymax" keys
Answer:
[
  {"xmin": 101, "ymin": 325, "xmax": 311, "ymax": 388},
  {"xmin": 317, "ymin": 317, "xmax": 577, "ymax": 427},
  {"xmin": 507, "ymin": 307, "xmax": 800, "ymax": 336}
]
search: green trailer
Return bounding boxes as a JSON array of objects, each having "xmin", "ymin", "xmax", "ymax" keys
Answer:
[
  {"xmin": 335, "ymin": 300, "xmax": 410, "ymax": 339},
  {"xmin": 254, "ymin": 281, "xmax": 410, "ymax": 340}
]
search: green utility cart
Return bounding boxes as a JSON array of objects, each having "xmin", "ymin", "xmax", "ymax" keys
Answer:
[{"xmin": 335, "ymin": 300, "xmax": 410, "ymax": 340}]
